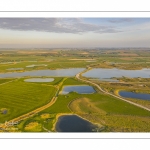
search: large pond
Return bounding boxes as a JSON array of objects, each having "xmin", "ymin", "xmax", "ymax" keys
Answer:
[
  {"xmin": 24, "ymin": 78, "xmax": 54, "ymax": 82},
  {"xmin": 60, "ymin": 85, "xmax": 96, "ymax": 94},
  {"xmin": 119, "ymin": 91, "xmax": 150, "ymax": 101},
  {"xmin": 83, "ymin": 68, "xmax": 150, "ymax": 79},
  {"xmin": 0, "ymin": 68, "xmax": 85, "ymax": 78},
  {"xmin": 55, "ymin": 115, "xmax": 98, "ymax": 132}
]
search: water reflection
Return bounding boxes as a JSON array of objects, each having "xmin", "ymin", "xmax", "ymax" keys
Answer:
[{"xmin": 56, "ymin": 115, "xmax": 98, "ymax": 132}]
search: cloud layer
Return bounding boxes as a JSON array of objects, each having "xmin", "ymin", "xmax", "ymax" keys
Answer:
[
  {"xmin": 0, "ymin": 18, "xmax": 121, "ymax": 34},
  {"xmin": 108, "ymin": 18, "xmax": 134, "ymax": 23}
]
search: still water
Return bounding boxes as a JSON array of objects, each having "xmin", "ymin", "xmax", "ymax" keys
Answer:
[
  {"xmin": 61, "ymin": 85, "xmax": 96, "ymax": 94},
  {"xmin": 6, "ymin": 68, "xmax": 24, "ymax": 71},
  {"xmin": 0, "ymin": 68, "xmax": 85, "ymax": 78},
  {"xmin": 24, "ymin": 78, "xmax": 54, "ymax": 82},
  {"xmin": 56, "ymin": 115, "xmax": 98, "ymax": 132},
  {"xmin": 83, "ymin": 68, "xmax": 150, "ymax": 79},
  {"xmin": 119, "ymin": 91, "xmax": 150, "ymax": 101}
]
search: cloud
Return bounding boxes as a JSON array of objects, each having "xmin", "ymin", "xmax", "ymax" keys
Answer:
[
  {"xmin": 108, "ymin": 18, "xmax": 134, "ymax": 23},
  {"xmin": 0, "ymin": 18, "xmax": 121, "ymax": 34}
]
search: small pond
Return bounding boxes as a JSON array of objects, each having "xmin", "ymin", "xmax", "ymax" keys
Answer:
[
  {"xmin": 0, "ymin": 62, "xmax": 20, "ymax": 64},
  {"xmin": 98, "ymin": 78, "xmax": 119, "ymax": 82},
  {"xmin": 60, "ymin": 85, "xmax": 96, "ymax": 94},
  {"xmin": 1, "ymin": 108, "xmax": 8, "ymax": 114},
  {"xmin": 6, "ymin": 68, "xmax": 24, "ymax": 71},
  {"xmin": 119, "ymin": 91, "xmax": 150, "ymax": 101},
  {"xmin": 24, "ymin": 78, "xmax": 54, "ymax": 82},
  {"xmin": 55, "ymin": 115, "xmax": 98, "ymax": 132}
]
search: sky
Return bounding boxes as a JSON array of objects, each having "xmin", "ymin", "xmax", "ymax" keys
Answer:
[{"xmin": 0, "ymin": 18, "xmax": 150, "ymax": 48}]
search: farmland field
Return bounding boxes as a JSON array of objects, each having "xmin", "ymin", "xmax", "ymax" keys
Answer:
[{"xmin": 0, "ymin": 79, "xmax": 56, "ymax": 123}]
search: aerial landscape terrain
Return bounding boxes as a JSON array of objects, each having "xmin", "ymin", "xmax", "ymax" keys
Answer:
[
  {"xmin": 0, "ymin": 18, "xmax": 150, "ymax": 132},
  {"xmin": 0, "ymin": 48, "xmax": 150, "ymax": 132}
]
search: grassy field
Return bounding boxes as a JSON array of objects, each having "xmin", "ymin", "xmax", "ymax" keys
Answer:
[
  {"xmin": 0, "ymin": 79, "xmax": 56, "ymax": 123},
  {"xmin": 0, "ymin": 78, "xmax": 14, "ymax": 84}
]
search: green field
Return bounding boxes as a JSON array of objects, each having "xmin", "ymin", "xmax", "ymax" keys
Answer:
[
  {"xmin": 0, "ymin": 79, "xmax": 56, "ymax": 123},
  {"xmin": 0, "ymin": 78, "xmax": 14, "ymax": 84}
]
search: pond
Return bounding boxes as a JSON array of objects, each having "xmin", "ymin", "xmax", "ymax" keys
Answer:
[
  {"xmin": 24, "ymin": 78, "xmax": 54, "ymax": 82},
  {"xmin": 0, "ymin": 68, "xmax": 85, "ymax": 78},
  {"xmin": 1, "ymin": 108, "xmax": 8, "ymax": 114},
  {"xmin": 83, "ymin": 68, "xmax": 150, "ymax": 79},
  {"xmin": 6, "ymin": 68, "xmax": 24, "ymax": 71},
  {"xmin": 98, "ymin": 78, "xmax": 119, "ymax": 82},
  {"xmin": 0, "ymin": 62, "xmax": 20, "ymax": 64},
  {"xmin": 119, "ymin": 91, "xmax": 150, "ymax": 101},
  {"xmin": 60, "ymin": 85, "xmax": 96, "ymax": 94},
  {"xmin": 55, "ymin": 115, "xmax": 98, "ymax": 132}
]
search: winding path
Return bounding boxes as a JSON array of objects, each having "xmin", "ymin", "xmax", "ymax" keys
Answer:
[{"xmin": 75, "ymin": 72, "xmax": 150, "ymax": 112}]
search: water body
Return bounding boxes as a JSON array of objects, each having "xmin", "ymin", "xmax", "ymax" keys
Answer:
[
  {"xmin": 1, "ymin": 109, "xmax": 8, "ymax": 114},
  {"xmin": 2, "ymin": 110, "xmax": 8, "ymax": 114},
  {"xmin": 119, "ymin": 91, "xmax": 150, "ymax": 101},
  {"xmin": 61, "ymin": 85, "xmax": 95, "ymax": 94},
  {"xmin": 24, "ymin": 78, "xmax": 54, "ymax": 82},
  {"xmin": 6, "ymin": 68, "xmax": 24, "ymax": 71},
  {"xmin": 83, "ymin": 68, "xmax": 150, "ymax": 79},
  {"xmin": 0, "ymin": 62, "xmax": 20, "ymax": 64},
  {"xmin": 56, "ymin": 115, "xmax": 98, "ymax": 132},
  {"xmin": 98, "ymin": 78, "xmax": 119, "ymax": 82},
  {"xmin": 0, "ymin": 68, "xmax": 85, "ymax": 78}
]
